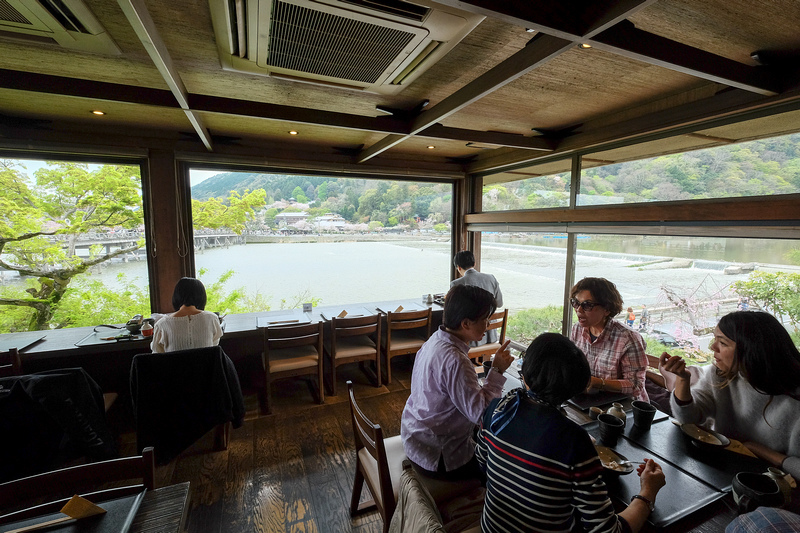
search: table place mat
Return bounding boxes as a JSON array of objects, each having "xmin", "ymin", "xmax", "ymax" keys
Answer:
[
  {"xmin": 0, "ymin": 491, "xmax": 146, "ymax": 533},
  {"xmin": 256, "ymin": 314, "xmax": 312, "ymax": 327},
  {"xmin": 376, "ymin": 303, "xmax": 426, "ymax": 314},
  {"xmin": 75, "ymin": 330, "xmax": 146, "ymax": 347},
  {"xmin": 591, "ymin": 436, "xmax": 727, "ymax": 528},
  {"xmin": 567, "ymin": 391, "xmax": 630, "ymax": 411},
  {"xmin": 621, "ymin": 417, "xmax": 766, "ymax": 492},
  {"xmin": 0, "ymin": 332, "xmax": 46, "ymax": 352},
  {"xmin": 320, "ymin": 307, "xmax": 373, "ymax": 321}
]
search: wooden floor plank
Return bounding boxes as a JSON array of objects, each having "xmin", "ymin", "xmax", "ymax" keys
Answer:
[
  {"xmin": 110, "ymin": 364, "xmax": 413, "ymax": 533},
  {"xmin": 222, "ymin": 419, "xmax": 256, "ymax": 533}
]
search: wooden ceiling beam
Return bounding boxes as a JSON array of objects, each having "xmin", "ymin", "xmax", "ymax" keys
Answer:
[
  {"xmin": 589, "ymin": 23, "xmax": 780, "ymax": 96},
  {"xmin": 432, "ymin": 0, "xmax": 778, "ymax": 96},
  {"xmin": 420, "ymin": 125, "xmax": 553, "ymax": 151},
  {"xmin": 356, "ymin": 33, "xmax": 574, "ymax": 163},
  {"xmin": 0, "ymin": 69, "xmax": 552, "ymax": 148},
  {"xmin": 117, "ymin": 0, "xmax": 213, "ymax": 150},
  {"xmin": 356, "ymin": 1, "xmax": 662, "ymax": 164},
  {"xmin": 0, "ymin": 68, "xmax": 179, "ymax": 107}
]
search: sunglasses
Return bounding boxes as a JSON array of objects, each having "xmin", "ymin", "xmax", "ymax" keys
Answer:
[{"xmin": 570, "ymin": 298, "xmax": 600, "ymax": 311}]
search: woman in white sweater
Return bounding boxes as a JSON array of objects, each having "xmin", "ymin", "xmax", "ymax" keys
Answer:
[
  {"xmin": 662, "ymin": 311, "xmax": 800, "ymax": 479},
  {"xmin": 151, "ymin": 277, "xmax": 223, "ymax": 353}
]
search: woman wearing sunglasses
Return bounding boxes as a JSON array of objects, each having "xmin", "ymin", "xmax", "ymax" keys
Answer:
[{"xmin": 568, "ymin": 277, "xmax": 649, "ymax": 402}]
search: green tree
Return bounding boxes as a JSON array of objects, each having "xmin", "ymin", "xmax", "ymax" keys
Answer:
[
  {"xmin": 507, "ymin": 306, "xmax": 563, "ymax": 346},
  {"xmin": 732, "ymin": 271, "xmax": 800, "ymax": 331},
  {"xmin": 192, "ymin": 189, "xmax": 266, "ymax": 233},
  {"xmin": 291, "ymin": 186, "xmax": 309, "ymax": 203},
  {"xmin": 0, "ymin": 161, "xmax": 144, "ymax": 330}
]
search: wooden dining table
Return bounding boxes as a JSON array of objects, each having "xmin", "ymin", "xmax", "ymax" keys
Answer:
[{"xmin": 494, "ymin": 368, "xmax": 799, "ymax": 532}]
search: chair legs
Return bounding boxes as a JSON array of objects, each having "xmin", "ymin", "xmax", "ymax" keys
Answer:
[{"xmin": 350, "ymin": 461, "xmax": 376, "ymax": 514}]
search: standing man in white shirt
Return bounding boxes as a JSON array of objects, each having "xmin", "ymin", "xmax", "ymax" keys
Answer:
[{"xmin": 450, "ymin": 250, "xmax": 503, "ymax": 344}]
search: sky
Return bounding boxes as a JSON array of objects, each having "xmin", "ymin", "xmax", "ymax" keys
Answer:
[{"xmin": 13, "ymin": 158, "xmax": 219, "ymax": 188}]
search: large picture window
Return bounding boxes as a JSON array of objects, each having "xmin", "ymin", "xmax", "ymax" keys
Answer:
[
  {"xmin": 579, "ymin": 132, "xmax": 800, "ymax": 206},
  {"xmin": 189, "ymin": 169, "xmax": 453, "ymax": 312},
  {"xmin": 0, "ymin": 158, "xmax": 149, "ymax": 333}
]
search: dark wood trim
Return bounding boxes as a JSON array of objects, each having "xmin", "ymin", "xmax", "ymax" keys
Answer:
[
  {"xmin": 420, "ymin": 124, "xmax": 553, "ymax": 151},
  {"xmin": 146, "ymin": 150, "xmax": 193, "ymax": 313},
  {"xmin": 464, "ymin": 194, "xmax": 800, "ymax": 225},
  {"xmin": 590, "ymin": 23, "xmax": 780, "ymax": 96},
  {"xmin": 0, "ymin": 68, "xmax": 179, "ymax": 108}
]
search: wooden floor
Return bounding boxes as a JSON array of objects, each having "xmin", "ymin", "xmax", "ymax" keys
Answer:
[{"xmin": 114, "ymin": 358, "xmax": 415, "ymax": 533}]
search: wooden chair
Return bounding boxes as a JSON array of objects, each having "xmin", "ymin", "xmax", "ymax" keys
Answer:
[
  {"xmin": 347, "ymin": 381, "xmax": 405, "ymax": 533},
  {"xmin": 262, "ymin": 321, "xmax": 324, "ymax": 415},
  {"xmin": 467, "ymin": 309, "xmax": 508, "ymax": 364},
  {"xmin": 382, "ymin": 308, "xmax": 431, "ymax": 385},
  {"xmin": 130, "ymin": 346, "xmax": 245, "ymax": 463},
  {"xmin": 0, "ymin": 447, "xmax": 155, "ymax": 524},
  {"xmin": 325, "ymin": 314, "xmax": 381, "ymax": 396},
  {"xmin": 0, "ymin": 347, "xmax": 22, "ymax": 378}
]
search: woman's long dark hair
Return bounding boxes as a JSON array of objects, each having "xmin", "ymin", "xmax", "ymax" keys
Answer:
[{"xmin": 717, "ymin": 311, "xmax": 800, "ymax": 400}]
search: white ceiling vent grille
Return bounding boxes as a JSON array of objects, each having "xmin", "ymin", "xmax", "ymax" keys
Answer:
[
  {"xmin": 0, "ymin": 0, "xmax": 120, "ymax": 54},
  {"xmin": 209, "ymin": 0, "xmax": 483, "ymax": 94}
]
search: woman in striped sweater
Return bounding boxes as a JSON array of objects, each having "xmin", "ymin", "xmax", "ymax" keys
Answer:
[{"xmin": 476, "ymin": 333, "xmax": 665, "ymax": 533}]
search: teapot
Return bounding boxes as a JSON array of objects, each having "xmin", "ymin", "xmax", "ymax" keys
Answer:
[
  {"xmin": 606, "ymin": 402, "xmax": 627, "ymax": 425},
  {"xmin": 764, "ymin": 467, "xmax": 793, "ymax": 506}
]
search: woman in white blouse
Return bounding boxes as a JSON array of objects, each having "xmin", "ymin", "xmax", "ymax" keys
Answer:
[{"xmin": 151, "ymin": 277, "xmax": 222, "ymax": 353}]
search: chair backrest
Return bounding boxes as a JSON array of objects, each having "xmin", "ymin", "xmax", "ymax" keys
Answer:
[
  {"xmin": 0, "ymin": 348, "xmax": 22, "ymax": 378},
  {"xmin": 347, "ymin": 381, "xmax": 394, "ymax": 518},
  {"xmin": 265, "ymin": 321, "xmax": 323, "ymax": 352},
  {"xmin": 485, "ymin": 309, "xmax": 508, "ymax": 342},
  {"xmin": 0, "ymin": 447, "xmax": 155, "ymax": 524},
  {"xmin": 331, "ymin": 315, "xmax": 381, "ymax": 353},
  {"xmin": 386, "ymin": 308, "xmax": 431, "ymax": 334},
  {"xmin": 130, "ymin": 346, "xmax": 245, "ymax": 463}
]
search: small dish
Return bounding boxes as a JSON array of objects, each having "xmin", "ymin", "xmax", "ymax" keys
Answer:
[
  {"xmin": 680, "ymin": 423, "xmax": 730, "ymax": 450},
  {"xmin": 595, "ymin": 445, "xmax": 635, "ymax": 476}
]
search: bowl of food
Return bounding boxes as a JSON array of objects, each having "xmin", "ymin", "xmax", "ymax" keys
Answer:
[
  {"xmin": 595, "ymin": 445, "xmax": 635, "ymax": 476},
  {"xmin": 680, "ymin": 423, "xmax": 730, "ymax": 450}
]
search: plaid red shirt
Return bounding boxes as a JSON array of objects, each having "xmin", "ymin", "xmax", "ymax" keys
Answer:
[{"xmin": 570, "ymin": 319, "xmax": 649, "ymax": 402}]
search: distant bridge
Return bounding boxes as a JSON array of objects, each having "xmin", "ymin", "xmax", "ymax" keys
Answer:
[{"xmin": 51, "ymin": 231, "xmax": 245, "ymax": 261}]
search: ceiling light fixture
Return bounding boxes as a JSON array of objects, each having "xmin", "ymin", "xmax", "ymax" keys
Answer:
[
  {"xmin": 427, "ymin": 145, "xmax": 435, "ymax": 149},
  {"xmin": 92, "ymin": 110, "xmax": 105, "ymax": 115},
  {"xmin": 580, "ymin": 43, "xmax": 592, "ymax": 49},
  {"xmin": 288, "ymin": 130, "xmax": 298, "ymax": 135}
]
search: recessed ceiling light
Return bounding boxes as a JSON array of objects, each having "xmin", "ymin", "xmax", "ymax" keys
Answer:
[
  {"xmin": 288, "ymin": 130, "xmax": 298, "ymax": 135},
  {"xmin": 580, "ymin": 43, "xmax": 592, "ymax": 49},
  {"xmin": 92, "ymin": 110, "xmax": 105, "ymax": 115},
  {"xmin": 427, "ymin": 145, "xmax": 435, "ymax": 149}
]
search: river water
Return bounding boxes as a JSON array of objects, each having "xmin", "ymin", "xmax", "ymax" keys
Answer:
[{"xmin": 52, "ymin": 238, "xmax": 798, "ymax": 315}]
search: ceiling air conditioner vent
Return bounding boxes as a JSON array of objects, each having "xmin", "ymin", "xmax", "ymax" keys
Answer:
[
  {"xmin": 336, "ymin": 0, "xmax": 428, "ymax": 21},
  {"xmin": 0, "ymin": 0, "xmax": 120, "ymax": 53},
  {"xmin": 209, "ymin": 0, "xmax": 483, "ymax": 94}
]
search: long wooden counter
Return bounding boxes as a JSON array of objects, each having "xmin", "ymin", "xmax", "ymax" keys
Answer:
[{"xmin": 0, "ymin": 298, "xmax": 444, "ymax": 394}]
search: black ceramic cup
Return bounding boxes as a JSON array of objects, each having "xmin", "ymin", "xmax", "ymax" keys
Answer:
[
  {"xmin": 631, "ymin": 400, "xmax": 657, "ymax": 429},
  {"xmin": 732, "ymin": 472, "xmax": 784, "ymax": 514},
  {"xmin": 598, "ymin": 413, "xmax": 625, "ymax": 447}
]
